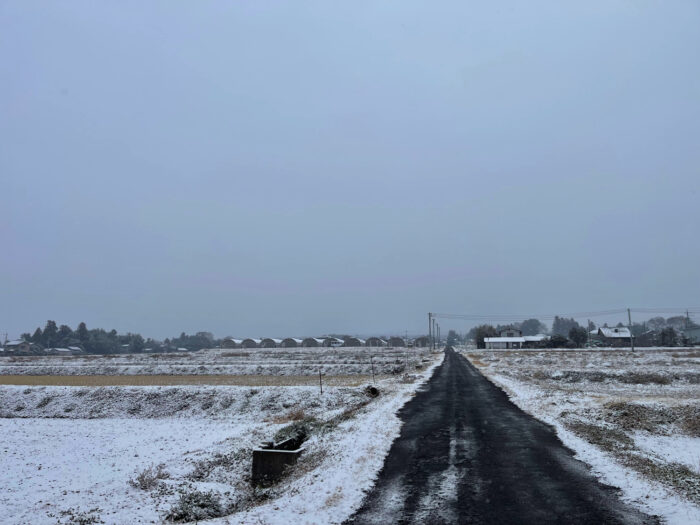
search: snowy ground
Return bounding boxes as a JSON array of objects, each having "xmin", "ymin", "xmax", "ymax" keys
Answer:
[
  {"xmin": 464, "ymin": 347, "xmax": 700, "ymax": 525},
  {"xmin": 0, "ymin": 351, "xmax": 443, "ymax": 525},
  {"xmin": 0, "ymin": 347, "xmax": 430, "ymax": 377}
]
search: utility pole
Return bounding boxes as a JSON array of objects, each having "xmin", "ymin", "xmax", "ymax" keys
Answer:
[
  {"xmin": 433, "ymin": 318, "xmax": 437, "ymax": 350},
  {"xmin": 628, "ymin": 308, "xmax": 635, "ymax": 352},
  {"xmin": 428, "ymin": 313, "xmax": 432, "ymax": 350}
]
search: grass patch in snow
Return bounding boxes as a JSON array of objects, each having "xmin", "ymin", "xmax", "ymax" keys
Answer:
[
  {"xmin": 621, "ymin": 454, "xmax": 700, "ymax": 505},
  {"xmin": 604, "ymin": 402, "xmax": 700, "ymax": 436},
  {"xmin": 565, "ymin": 421, "xmax": 634, "ymax": 453},
  {"xmin": 128, "ymin": 463, "xmax": 170, "ymax": 490},
  {"xmin": 165, "ymin": 489, "xmax": 228, "ymax": 522}
]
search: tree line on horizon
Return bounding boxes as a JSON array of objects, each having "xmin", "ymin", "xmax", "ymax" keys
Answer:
[{"xmin": 16, "ymin": 321, "xmax": 218, "ymax": 354}]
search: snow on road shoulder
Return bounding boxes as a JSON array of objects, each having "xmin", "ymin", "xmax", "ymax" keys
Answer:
[{"xmin": 227, "ymin": 352, "xmax": 444, "ymax": 525}]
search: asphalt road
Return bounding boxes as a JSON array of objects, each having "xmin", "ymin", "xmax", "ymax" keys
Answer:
[{"xmin": 346, "ymin": 347, "xmax": 658, "ymax": 525}]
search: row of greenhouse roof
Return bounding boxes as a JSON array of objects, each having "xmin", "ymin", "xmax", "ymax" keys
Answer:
[{"xmin": 221, "ymin": 336, "xmax": 430, "ymax": 349}]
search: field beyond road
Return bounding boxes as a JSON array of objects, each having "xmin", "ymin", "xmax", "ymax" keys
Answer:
[{"xmin": 466, "ymin": 347, "xmax": 700, "ymax": 524}]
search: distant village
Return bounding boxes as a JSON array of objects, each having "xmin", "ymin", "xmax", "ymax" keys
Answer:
[{"xmin": 1, "ymin": 314, "xmax": 698, "ymax": 356}]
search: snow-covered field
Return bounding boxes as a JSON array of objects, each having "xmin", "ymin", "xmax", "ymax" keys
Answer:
[
  {"xmin": 0, "ymin": 350, "xmax": 443, "ymax": 525},
  {"xmin": 0, "ymin": 347, "xmax": 429, "ymax": 377},
  {"xmin": 464, "ymin": 347, "xmax": 700, "ymax": 525}
]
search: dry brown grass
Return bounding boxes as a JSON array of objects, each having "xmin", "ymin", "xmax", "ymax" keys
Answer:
[
  {"xmin": 268, "ymin": 407, "xmax": 308, "ymax": 424},
  {"xmin": 466, "ymin": 354, "xmax": 487, "ymax": 367},
  {"xmin": 673, "ymin": 351, "xmax": 700, "ymax": 358}
]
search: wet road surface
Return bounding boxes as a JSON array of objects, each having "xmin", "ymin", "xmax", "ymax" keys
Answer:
[{"xmin": 346, "ymin": 348, "xmax": 658, "ymax": 525}]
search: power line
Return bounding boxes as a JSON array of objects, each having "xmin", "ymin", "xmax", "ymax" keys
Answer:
[{"xmin": 431, "ymin": 307, "xmax": 700, "ymax": 323}]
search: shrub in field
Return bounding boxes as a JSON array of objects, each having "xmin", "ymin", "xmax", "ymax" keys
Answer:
[
  {"xmin": 36, "ymin": 395, "xmax": 55, "ymax": 408},
  {"xmin": 619, "ymin": 372, "xmax": 671, "ymax": 385},
  {"xmin": 274, "ymin": 420, "xmax": 312, "ymax": 443},
  {"xmin": 129, "ymin": 464, "xmax": 170, "ymax": 490},
  {"xmin": 51, "ymin": 507, "xmax": 104, "ymax": 525},
  {"xmin": 165, "ymin": 490, "xmax": 225, "ymax": 522},
  {"xmin": 531, "ymin": 370, "xmax": 550, "ymax": 381}
]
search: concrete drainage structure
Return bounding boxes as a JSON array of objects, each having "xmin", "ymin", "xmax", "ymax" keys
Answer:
[{"xmin": 252, "ymin": 434, "xmax": 306, "ymax": 486}]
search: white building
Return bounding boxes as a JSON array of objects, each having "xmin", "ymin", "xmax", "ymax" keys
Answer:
[{"xmin": 484, "ymin": 334, "xmax": 547, "ymax": 350}]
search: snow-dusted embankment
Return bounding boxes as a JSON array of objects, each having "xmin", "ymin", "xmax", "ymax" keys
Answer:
[{"xmin": 1, "ymin": 352, "xmax": 444, "ymax": 525}]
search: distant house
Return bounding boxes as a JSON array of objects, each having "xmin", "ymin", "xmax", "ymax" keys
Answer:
[
  {"xmin": 260, "ymin": 338, "xmax": 282, "ymax": 348},
  {"xmin": 221, "ymin": 338, "xmax": 242, "ymax": 349},
  {"xmin": 413, "ymin": 336, "xmax": 430, "ymax": 348},
  {"xmin": 365, "ymin": 337, "xmax": 387, "ymax": 347},
  {"xmin": 3, "ymin": 340, "xmax": 43, "ymax": 354},
  {"xmin": 484, "ymin": 331, "xmax": 547, "ymax": 350},
  {"xmin": 591, "ymin": 327, "xmax": 632, "ymax": 347},
  {"xmin": 47, "ymin": 347, "xmax": 74, "ymax": 356},
  {"xmin": 484, "ymin": 336, "xmax": 523, "ymax": 350},
  {"xmin": 280, "ymin": 338, "xmax": 303, "ymax": 348},
  {"xmin": 522, "ymin": 335, "xmax": 547, "ymax": 347}
]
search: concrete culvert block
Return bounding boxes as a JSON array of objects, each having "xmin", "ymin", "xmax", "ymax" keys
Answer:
[
  {"xmin": 252, "ymin": 427, "xmax": 309, "ymax": 486},
  {"xmin": 252, "ymin": 435, "xmax": 306, "ymax": 486}
]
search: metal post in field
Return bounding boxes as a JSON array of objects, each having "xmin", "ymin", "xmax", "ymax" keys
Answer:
[
  {"xmin": 370, "ymin": 354, "xmax": 375, "ymax": 384},
  {"xmin": 319, "ymin": 369, "xmax": 323, "ymax": 394}
]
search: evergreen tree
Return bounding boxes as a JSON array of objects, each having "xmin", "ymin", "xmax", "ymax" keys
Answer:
[
  {"xmin": 472, "ymin": 325, "xmax": 497, "ymax": 349},
  {"xmin": 552, "ymin": 316, "xmax": 580, "ymax": 337},
  {"xmin": 58, "ymin": 324, "xmax": 73, "ymax": 344},
  {"xmin": 520, "ymin": 319, "xmax": 546, "ymax": 336},
  {"xmin": 77, "ymin": 322, "xmax": 89, "ymax": 342},
  {"xmin": 43, "ymin": 320, "xmax": 58, "ymax": 347},
  {"xmin": 31, "ymin": 327, "xmax": 43, "ymax": 343},
  {"xmin": 569, "ymin": 326, "xmax": 588, "ymax": 347}
]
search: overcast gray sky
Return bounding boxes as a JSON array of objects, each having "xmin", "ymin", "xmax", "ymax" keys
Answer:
[{"xmin": 2, "ymin": 1, "xmax": 699, "ymax": 339}]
